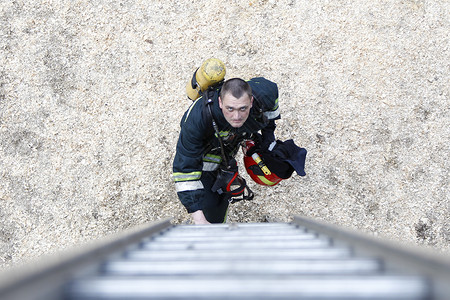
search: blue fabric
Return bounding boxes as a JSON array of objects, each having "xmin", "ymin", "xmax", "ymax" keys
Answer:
[{"xmin": 269, "ymin": 139, "xmax": 307, "ymax": 177}]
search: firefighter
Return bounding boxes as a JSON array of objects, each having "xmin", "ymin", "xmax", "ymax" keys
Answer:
[{"xmin": 173, "ymin": 71, "xmax": 280, "ymax": 224}]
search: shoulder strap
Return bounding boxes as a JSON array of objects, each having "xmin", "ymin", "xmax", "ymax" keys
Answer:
[
  {"xmin": 201, "ymin": 98, "xmax": 214, "ymax": 138},
  {"xmin": 203, "ymin": 88, "xmax": 229, "ymax": 167},
  {"xmin": 201, "ymin": 87, "xmax": 218, "ymax": 139}
]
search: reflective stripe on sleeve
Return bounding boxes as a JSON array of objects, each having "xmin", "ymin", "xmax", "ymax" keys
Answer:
[
  {"xmin": 264, "ymin": 105, "xmax": 280, "ymax": 119},
  {"xmin": 203, "ymin": 154, "xmax": 221, "ymax": 171},
  {"xmin": 202, "ymin": 162, "xmax": 219, "ymax": 171},
  {"xmin": 204, "ymin": 154, "xmax": 222, "ymax": 163},
  {"xmin": 175, "ymin": 180, "xmax": 204, "ymax": 192},
  {"xmin": 173, "ymin": 171, "xmax": 202, "ymax": 182}
]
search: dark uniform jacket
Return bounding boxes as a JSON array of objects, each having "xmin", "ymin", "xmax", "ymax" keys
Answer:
[{"xmin": 173, "ymin": 77, "xmax": 280, "ymax": 213}]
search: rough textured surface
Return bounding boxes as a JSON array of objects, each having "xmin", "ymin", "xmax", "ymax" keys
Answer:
[{"xmin": 0, "ymin": 0, "xmax": 448, "ymax": 269}]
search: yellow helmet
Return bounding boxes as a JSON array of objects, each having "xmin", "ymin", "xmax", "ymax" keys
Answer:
[{"xmin": 186, "ymin": 58, "xmax": 226, "ymax": 100}]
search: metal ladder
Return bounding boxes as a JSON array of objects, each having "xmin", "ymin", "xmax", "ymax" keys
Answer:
[{"xmin": 1, "ymin": 217, "xmax": 450, "ymax": 299}]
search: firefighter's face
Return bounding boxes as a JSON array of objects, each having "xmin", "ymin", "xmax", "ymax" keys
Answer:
[{"xmin": 219, "ymin": 93, "xmax": 253, "ymax": 128}]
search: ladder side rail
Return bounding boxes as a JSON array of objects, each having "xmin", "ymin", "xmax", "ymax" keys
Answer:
[
  {"xmin": 0, "ymin": 218, "xmax": 172, "ymax": 300},
  {"xmin": 293, "ymin": 215, "xmax": 450, "ymax": 300}
]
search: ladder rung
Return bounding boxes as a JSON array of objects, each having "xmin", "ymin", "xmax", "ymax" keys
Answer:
[
  {"xmin": 151, "ymin": 233, "xmax": 317, "ymax": 242},
  {"xmin": 173, "ymin": 223, "xmax": 297, "ymax": 229},
  {"xmin": 160, "ymin": 228, "xmax": 306, "ymax": 237},
  {"xmin": 66, "ymin": 276, "xmax": 429, "ymax": 300},
  {"xmin": 141, "ymin": 239, "xmax": 330, "ymax": 250},
  {"xmin": 101, "ymin": 259, "xmax": 382, "ymax": 275},
  {"xmin": 125, "ymin": 248, "xmax": 353, "ymax": 260}
]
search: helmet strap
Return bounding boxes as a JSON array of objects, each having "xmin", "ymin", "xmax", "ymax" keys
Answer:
[{"xmin": 228, "ymin": 185, "xmax": 254, "ymax": 203}]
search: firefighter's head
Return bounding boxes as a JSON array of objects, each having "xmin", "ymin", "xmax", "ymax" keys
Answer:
[{"xmin": 219, "ymin": 78, "xmax": 253, "ymax": 128}]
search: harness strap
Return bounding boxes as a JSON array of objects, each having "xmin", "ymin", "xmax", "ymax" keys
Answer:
[
  {"xmin": 205, "ymin": 93, "xmax": 229, "ymax": 167},
  {"xmin": 204, "ymin": 88, "xmax": 254, "ymax": 202}
]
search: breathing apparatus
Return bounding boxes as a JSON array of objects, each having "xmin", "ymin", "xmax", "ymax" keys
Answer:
[{"xmin": 186, "ymin": 58, "xmax": 226, "ymax": 101}]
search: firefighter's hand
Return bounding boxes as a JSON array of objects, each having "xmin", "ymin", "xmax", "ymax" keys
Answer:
[{"xmin": 191, "ymin": 210, "xmax": 211, "ymax": 225}]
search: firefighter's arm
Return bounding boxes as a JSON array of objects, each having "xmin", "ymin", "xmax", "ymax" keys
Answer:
[
  {"xmin": 261, "ymin": 119, "xmax": 276, "ymax": 145},
  {"xmin": 261, "ymin": 88, "xmax": 280, "ymax": 147},
  {"xmin": 173, "ymin": 102, "xmax": 208, "ymax": 213},
  {"xmin": 173, "ymin": 132, "xmax": 205, "ymax": 213}
]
